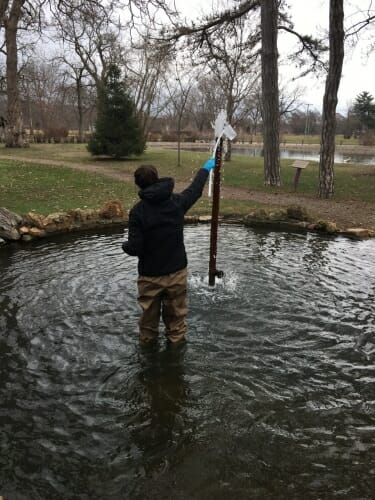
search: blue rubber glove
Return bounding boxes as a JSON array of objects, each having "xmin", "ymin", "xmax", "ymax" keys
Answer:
[{"xmin": 203, "ymin": 158, "xmax": 215, "ymax": 171}]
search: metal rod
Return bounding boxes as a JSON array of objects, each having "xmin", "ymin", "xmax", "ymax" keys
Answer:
[{"xmin": 208, "ymin": 137, "xmax": 223, "ymax": 286}]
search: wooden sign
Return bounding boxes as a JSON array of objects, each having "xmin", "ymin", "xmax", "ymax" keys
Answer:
[{"xmin": 292, "ymin": 160, "xmax": 309, "ymax": 169}]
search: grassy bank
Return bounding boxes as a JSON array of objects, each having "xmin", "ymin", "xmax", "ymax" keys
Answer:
[
  {"xmin": 0, "ymin": 143, "xmax": 374, "ymax": 216},
  {"xmin": 0, "ymin": 159, "xmax": 138, "ymax": 215}
]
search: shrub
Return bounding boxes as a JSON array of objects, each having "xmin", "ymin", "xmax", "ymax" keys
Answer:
[
  {"xmin": 359, "ymin": 131, "xmax": 375, "ymax": 146},
  {"xmin": 88, "ymin": 65, "xmax": 145, "ymax": 159}
]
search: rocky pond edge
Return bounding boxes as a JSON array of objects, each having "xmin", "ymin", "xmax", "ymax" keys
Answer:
[{"xmin": 0, "ymin": 200, "xmax": 374, "ymax": 246}]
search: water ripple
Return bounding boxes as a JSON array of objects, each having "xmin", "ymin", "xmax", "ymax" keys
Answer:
[{"xmin": 0, "ymin": 226, "xmax": 374, "ymax": 499}]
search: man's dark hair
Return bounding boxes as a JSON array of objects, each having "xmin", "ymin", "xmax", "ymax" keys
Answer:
[{"xmin": 134, "ymin": 165, "xmax": 159, "ymax": 189}]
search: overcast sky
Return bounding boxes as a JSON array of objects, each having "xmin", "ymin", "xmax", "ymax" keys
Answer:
[{"xmin": 174, "ymin": 0, "xmax": 375, "ymax": 114}]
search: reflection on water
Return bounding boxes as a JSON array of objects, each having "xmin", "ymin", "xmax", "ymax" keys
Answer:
[{"xmin": 0, "ymin": 226, "xmax": 374, "ymax": 499}]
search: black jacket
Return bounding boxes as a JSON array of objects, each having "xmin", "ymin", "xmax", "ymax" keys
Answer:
[{"xmin": 122, "ymin": 168, "xmax": 209, "ymax": 276}]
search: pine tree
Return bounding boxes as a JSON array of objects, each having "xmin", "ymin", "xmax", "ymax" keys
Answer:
[
  {"xmin": 88, "ymin": 65, "xmax": 145, "ymax": 159},
  {"xmin": 353, "ymin": 91, "xmax": 375, "ymax": 130}
]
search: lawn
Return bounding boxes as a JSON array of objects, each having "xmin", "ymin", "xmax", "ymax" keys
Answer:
[
  {"xmin": 0, "ymin": 160, "xmax": 138, "ymax": 215},
  {"xmin": 0, "ymin": 143, "xmax": 374, "ymax": 216}
]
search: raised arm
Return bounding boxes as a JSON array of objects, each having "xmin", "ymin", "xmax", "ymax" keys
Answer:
[{"xmin": 179, "ymin": 158, "xmax": 215, "ymax": 212}]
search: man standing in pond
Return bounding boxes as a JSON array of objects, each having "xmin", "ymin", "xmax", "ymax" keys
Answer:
[{"xmin": 122, "ymin": 158, "xmax": 215, "ymax": 344}]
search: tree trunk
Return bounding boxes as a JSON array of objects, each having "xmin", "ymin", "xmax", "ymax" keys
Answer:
[
  {"xmin": 76, "ymin": 74, "xmax": 84, "ymax": 142},
  {"xmin": 261, "ymin": 0, "xmax": 280, "ymax": 186},
  {"xmin": 5, "ymin": 0, "xmax": 26, "ymax": 148},
  {"xmin": 177, "ymin": 115, "xmax": 181, "ymax": 167},
  {"xmin": 224, "ymin": 139, "xmax": 232, "ymax": 161},
  {"xmin": 318, "ymin": 0, "xmax": 344, "ymax": 198}
]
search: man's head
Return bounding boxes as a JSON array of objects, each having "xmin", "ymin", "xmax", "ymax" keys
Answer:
[{"xmin": 134, "ymin": 165, "xmax": 159, "ymax": 189}]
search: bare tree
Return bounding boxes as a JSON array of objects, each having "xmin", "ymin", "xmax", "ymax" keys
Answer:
[
  {"xmin": 160, "ymin": 0, "xmax": 323, "ymax": 184},
  {"xmin": 242, "ymin": 84, "xmax": 262, "ymax": 138},
  {"xmin": 52, "ymin": 1, "xmax": 121, "ymax": 91},
  {"xmin": 1, "ymin": 0, "xmax": 28, "ymax": 147},
  {"xmin": 279, "ymin": 83, "xmax": 304, "ymax": 117},
  {"xmin": 57, "ymin": 59, "xmax": 94, "ymax": 141},
  {"xmin": 0, "ymin": 0, "xmax": 109, "ymax": 147},
  {"xmin": 124, "ymin": 36, "xmax": 172, "ymax": 134},
  {"xmin": 164, "ymin": 64, "xmax": 195, "ymax": 166},
  {"xmin": 20, "ymin": 61, "xmax": 69, "ymax": 130},
  {"xmin": 193, "ymin": 14, "xmax": 260, "ymax": 160},
  {"xmin": 186, "ymin": 75, "xmax": 224, "ymax": 133},
  {"xmin": 68, "ymin": 65, "xmax": 89, "ymax": 141},
  {"xmin": 261, "ymin": 0, "xmax": 280, "ymax": 185},
  {"xmin": 318, "ymin": 0, "xmax": 344, "ymax": 198}
]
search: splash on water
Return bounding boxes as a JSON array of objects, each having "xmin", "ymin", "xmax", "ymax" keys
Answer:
[{"xmin": 188, "ymin": 270, "xmax": 240, "ymax": 302}]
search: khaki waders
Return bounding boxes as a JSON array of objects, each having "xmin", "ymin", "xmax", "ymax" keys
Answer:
[{"xmin": 137, "ymin": 267, "xmax": 188, "ymax": 343}]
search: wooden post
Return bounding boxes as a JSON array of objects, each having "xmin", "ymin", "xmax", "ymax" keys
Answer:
[
  {"xmin": 293, "ymin": 167, "xmax": 302, "ymax": 191},
  {"xmin": 208, "ymin": 137, "xmax": 223, "ymax": 286},
  {"xmin": 292, "ymin": 160, "xmax": 309, "ymax": 191}
]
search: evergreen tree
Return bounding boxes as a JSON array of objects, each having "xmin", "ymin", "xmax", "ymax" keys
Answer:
[
  {"xmin": 353, "ymin": 91, "xmax": 375, "ymax": 130},
  {"xmin": 88, "ymin": 65, "xmax": 145, "ymax": 159}
]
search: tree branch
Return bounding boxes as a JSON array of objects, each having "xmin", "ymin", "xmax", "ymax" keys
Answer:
[
  {"xmin": 345, "ymin": 14, "xmax": 375, "ymax": 38},
  {"xmin": 278, "ymin": 24, "xmax": 327, "ymax": 65},
  {"xmin": 158, "ymin": 0, "xmax": 261, "ymax": 42}
]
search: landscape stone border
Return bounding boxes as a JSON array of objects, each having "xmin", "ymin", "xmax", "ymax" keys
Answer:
[{"xmin": 0, "ymin": 201, "xmax": 374, "ymax": 246}]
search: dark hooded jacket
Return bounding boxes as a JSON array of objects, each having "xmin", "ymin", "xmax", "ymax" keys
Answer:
[{"xmin": 122, "ymin": 168, "xmax": 209, "ymax": 276}]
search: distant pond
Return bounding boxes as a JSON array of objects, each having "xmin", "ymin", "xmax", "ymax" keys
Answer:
[{"xmin": 179, "ymin": 145, "xmax": 375, "ymax": 165}]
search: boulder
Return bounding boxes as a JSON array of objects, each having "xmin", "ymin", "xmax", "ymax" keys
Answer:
[
  {"xmin": 184, "ymin": 215, "xmax": 199, "ymax": 224},
  {"xmin": 243, "ymin": 208, "xmax": 310, "ymax": 233},
  {"xmin": 67, "ymin": 208, "xmax": 97, "ymax": 223},
  {"xmin": 247, "ymin": 208, "xmax": 269, "ymax": 221},
  {"xmin": 286, "ymin": 205, "xmax": 310, "ymax": 221},
  {"xmin": 29, "ymin": 227, "xmax": 46, "ymax": 238},
  {"xmin": 41, "ymin": 212, "xmax": 73, "ymax": 232},
  {"xmin": 0, "ymin": 207, "xmax": 22, "ymax": 241},
  {"xmin": 342, "ymin": 228, "xmax": 370, "ymax": 240},
  {"xmin": 198, "ymin": 215, "xmax": 212, "ymax": 223},
  {"xmin": 267, "ymin": 209, "xmax": 288, "ymax": 221},
  {"xmin": 314, "ymin": 220, "xmax": 338, "ymax": 234},
  {"xmin": 25, "ymin": 212, "xmax": 45, "ymax": 228},
  {"xmin": 99, "ymin": 200, "xmax": 125, "ymax": 219}
]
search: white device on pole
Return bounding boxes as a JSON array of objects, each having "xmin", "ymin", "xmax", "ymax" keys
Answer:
[{"xmin": 208, "ymin": 111, "xmax": 237, "ymax": 197}]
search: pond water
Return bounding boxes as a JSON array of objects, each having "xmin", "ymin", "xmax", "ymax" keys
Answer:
[
  {"xmin": 0, "ymin": 226, "xmax": 374, "ymax": 499},
  {"xmin": 180, "ymin": 146, "xmax": 375, "ymax": 165}
]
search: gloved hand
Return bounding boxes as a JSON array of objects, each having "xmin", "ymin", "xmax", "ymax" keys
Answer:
[{"xmin": 203, "ymin": 158, "xmax": 216, "ymax": 171}]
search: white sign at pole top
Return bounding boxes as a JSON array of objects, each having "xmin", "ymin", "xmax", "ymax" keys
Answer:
[
  {"xmin": 223, "ymin": 123, "xmax": 236, "ymax": 141},
  {"xmin": 214, "ymin": 109, "xmax": 227, "ymax": 138},
  {"xmin": 208, "ymin": 111, "xmax": 237, "ymax": 197}
]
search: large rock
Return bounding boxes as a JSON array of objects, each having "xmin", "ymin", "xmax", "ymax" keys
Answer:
[
  {"xmin": 25, "ymin": 211, "xmax": 45, "ymax": 228},
  {"xmin": 342, "ymin": 228, "xmax": 370, "ymax": 240},
  {"xmin": 286, "ymin": 205, "xmax": 310, "ymax": 221},
  {"xmin": 314, "ymin": 220, "xmax": 338, "ymax": 234},
  {"xmin": 243, "ymin": 207, "xmax": 310, "ymax": 233},
  {"xmin": 99, "ymin": 200, "xmax": 125, "ymax": 219},
  {"xmin": 67, "ymin": 208, "xmax": 97, "ymax": 223},
  {"xmin": 0, "ymin": 207, "xmax": 22, "ymax": 240},
  {"xmin": 198, "ymin": 215, "xmax": 212, "ymax": 223},
  {"xmin": 41, "ymin": 212, "xmax": 74, "ymax": 233}
]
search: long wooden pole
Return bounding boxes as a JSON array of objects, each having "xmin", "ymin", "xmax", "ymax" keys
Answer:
[{"xmin": 208, "ymin": 137, "xmax": 223, "ymax": 286}]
